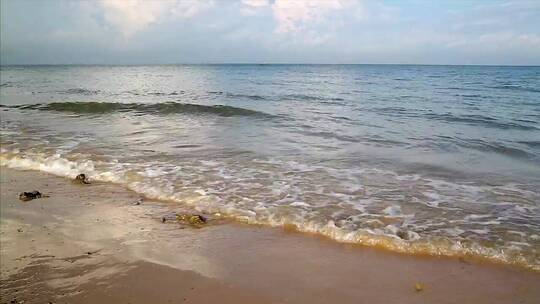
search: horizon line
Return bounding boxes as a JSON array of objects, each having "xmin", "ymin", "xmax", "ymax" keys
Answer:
[{"xmin": 1, "ymin": 62, "xmax": 539, "ymax": 67}]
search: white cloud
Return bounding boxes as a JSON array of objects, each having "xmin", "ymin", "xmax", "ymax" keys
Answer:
[
  {"xmin": 271, "ymin": 0, "xmax": 353, "ymax": 33},
  {"xmin": 100, "ymin": 0, "xmax": 172, "ymax": 37},
  {"xmin": 99, "ymin": 0, "xmax": 214, "ymax": 37},
  {"xmin": 240, "ymin": 0, "xmax": 270, "ymax": 16},
  {"xmin": 172, "ymin": 0, "xmax": 215, "ymax": 18},
  {"xmin": 242, "ymin": 0, "xmax": 269, "ymax": 7},
  {"xmin": 477, "ymin": 31, "xmax": 540, "ymax": 50}
]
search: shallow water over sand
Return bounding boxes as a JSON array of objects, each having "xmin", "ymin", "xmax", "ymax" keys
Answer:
[{"xmin": 1, "ymin": 64, "xmax": 539, "ymax": 269}]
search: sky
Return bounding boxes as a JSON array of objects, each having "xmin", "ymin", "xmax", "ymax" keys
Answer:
[{"xmin": 1, "ymin": 0, "xmax": 539, "ymax": 65}]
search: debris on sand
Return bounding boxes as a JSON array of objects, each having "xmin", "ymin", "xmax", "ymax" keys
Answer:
[
  {"xmin": 73, "ymin": 173, "xmax": 90, "ymax": 184},
  {"xmin": 176, "ymin": 214, "xmax": 207, "ymax": 226},
  {"xmin": 18, "ymin": 191, "xmax": 42, "ymax": 201},
  {"xmin": 415, "ymin": 283, "xmax": 424, "ymax": 292}
]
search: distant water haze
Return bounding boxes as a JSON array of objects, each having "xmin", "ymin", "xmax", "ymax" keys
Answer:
[{"xmin": 1, "ymin": 64, "xmax": 539, "ymax": 270}]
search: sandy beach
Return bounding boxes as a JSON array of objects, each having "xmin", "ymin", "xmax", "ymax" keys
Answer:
[{"xmin": 0, "ymin": 167, "xmax": 538, "ymax": 304}]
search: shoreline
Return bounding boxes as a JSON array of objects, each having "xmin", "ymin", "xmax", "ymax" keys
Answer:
[
  {"xmin": 2, "ymin": 151, "xmax": 538, "ymax": 272},
  {"xmin": 1, "ymin": 167, "xmax": 539, "ymax": 303}
]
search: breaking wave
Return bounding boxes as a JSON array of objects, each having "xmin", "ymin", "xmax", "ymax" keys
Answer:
[{"xmin": 3, "ymin": 102, "xmax": 274, "ymax": 118}]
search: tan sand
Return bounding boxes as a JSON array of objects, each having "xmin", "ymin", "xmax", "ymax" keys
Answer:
[{"xmin": 1, "ymin": 167, "xmax": 539, "ymax": 304}]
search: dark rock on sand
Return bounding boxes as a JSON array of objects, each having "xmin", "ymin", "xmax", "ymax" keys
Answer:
[
  {"xmin": 73, "ymin": 173, "xmax": 90, "ymax": 184},
  {"xmin": 18, "ymin": 191, "xmax": 42, "ymax": 201},
  {"xmin": 396, "ymin": 230, "xmax": 409, "ymax": 240}
]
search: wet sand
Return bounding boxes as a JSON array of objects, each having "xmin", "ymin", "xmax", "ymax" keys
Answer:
[{"xmin": 1, "ymin": 167, "xmax": 539, "ymax": 304}]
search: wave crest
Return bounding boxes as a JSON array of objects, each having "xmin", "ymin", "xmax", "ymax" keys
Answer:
[{"xmin": 5, "ymin": 102, "xmax": 274, "ymax": 118}]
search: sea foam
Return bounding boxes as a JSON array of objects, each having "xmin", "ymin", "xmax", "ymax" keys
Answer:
[{"xmin": 1, "ymin": 148, "xmax": 539, "ymax": 271}]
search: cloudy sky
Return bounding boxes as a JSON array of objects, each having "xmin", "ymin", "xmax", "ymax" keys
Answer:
[{"xmin": 1, "ymin": 0, "xmax": 539, "ymax": 65}]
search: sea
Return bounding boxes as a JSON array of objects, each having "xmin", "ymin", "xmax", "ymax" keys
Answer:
[{"xmin": 1, "ymin": 64, "xmax": 539, "ymax": 270}]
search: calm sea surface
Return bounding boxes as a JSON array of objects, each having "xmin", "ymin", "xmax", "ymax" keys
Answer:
[{"xmin": 1, "ymin": 65, "xmax": 539, "ymax": 269}]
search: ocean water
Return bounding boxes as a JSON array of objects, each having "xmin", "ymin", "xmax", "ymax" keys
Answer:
[{"xmin": 1, "ymin": 64, "xmax": 539, "ymax": 270}]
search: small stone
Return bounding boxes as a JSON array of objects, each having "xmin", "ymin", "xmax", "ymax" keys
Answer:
[
  {"xmin": 19, "ymin": 191, "xmax": 42, "ymax": 201},
  {"xmin": 415, "ymin": 283, "xmax": 423, "ymax": 292},
  {"xmin": 397, "ymin": 230, "xmax": 409, "ymax": 240},
  {"xmin": 162, "ymin": 217, "xmax": 167, "ymax": 223},
  {"xmin": 73, "ymin": 173, "xmax": 90, "ymax": 184}
]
